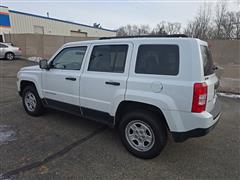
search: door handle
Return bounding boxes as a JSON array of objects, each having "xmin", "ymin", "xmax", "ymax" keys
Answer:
[
  {"xmin": 105, "ymin": 81, "xmax": 120, "ymax": 86},
  {"xmin": 65, "ymin": 77, "xmax": 76, "ymax": 81}
]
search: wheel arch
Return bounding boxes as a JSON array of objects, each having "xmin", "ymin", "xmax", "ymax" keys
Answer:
[
  {"xmin": 20, "ymin": 80, "xmax": 37, "ymax": 96},
  {"xmin": 115, "ymin": 101, "xmax": 170, "ymax": 131},
  {"xmin": 5, "ymin": 51, "xmax": 15, "ymax": 57}
]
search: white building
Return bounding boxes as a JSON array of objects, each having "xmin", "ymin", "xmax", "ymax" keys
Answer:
[{"xmin": 0, "ymin": 6, "xmax": 116, "ymax": 41}]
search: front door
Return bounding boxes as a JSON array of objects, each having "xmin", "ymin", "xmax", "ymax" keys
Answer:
[{"xmin": 42, "ymin": 46, "xmax": 87, "ymax": 111}]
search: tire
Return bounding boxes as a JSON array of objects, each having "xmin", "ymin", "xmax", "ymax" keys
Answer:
[
  {"xmin": 5, "ymin": 52, "xmax": 15, "ymax": 60},
  {"xmin": 118, "ymin": 110, "xmax": 167, "ymax": 159},
  {"xmin": 22, "ymin": 85, "xmax": 44, "ymax": 116}
]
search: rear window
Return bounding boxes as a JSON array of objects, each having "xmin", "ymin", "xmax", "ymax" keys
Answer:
[
  {"xmin": 201, "ymin": 46, "xmax": 214, "ymax": 76},
  {"xmin": 135, "ymin": 45, "xmax": 179, "ymax": 75}
]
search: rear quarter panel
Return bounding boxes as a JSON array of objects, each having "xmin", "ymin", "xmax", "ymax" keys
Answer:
[{"xmin": 125, "ymin": 39, "xmax": 202, "ymax": 130}]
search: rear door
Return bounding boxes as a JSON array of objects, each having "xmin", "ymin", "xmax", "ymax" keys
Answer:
[
  {"xmin": 200, "ymin": 44, "xmax": 219, "ymax": 112},
  {"xmin": 80, "ymin": 42, "xmax": 132, "ymax": 124}
]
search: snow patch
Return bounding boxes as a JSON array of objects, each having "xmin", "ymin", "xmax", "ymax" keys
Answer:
[
  {"xmin": 0, "ymin": 174, "xmax": 11, "ymax": 180},
  {"xmin": 27, "ymin": 57, "xmax": 44, "ymax": 63},
  {"xmin": 0, "ymin": 125, "xmax": 16, "ymax": 145},
  {"xmin": 218, "ymin": 92, "xmax": 240, "ymax": 99}
]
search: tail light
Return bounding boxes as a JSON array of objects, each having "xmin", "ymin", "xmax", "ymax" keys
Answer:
[
  {"xmin": 18, "ymin": 48, "xmax": 22, "ymax": 51},
  {"xmin": 191, "ymin": 82, "xmax": 208, "ymax": 113}
]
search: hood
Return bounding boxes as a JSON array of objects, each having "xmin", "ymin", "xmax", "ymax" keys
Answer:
[{"xmin": 20, "ymin": 65, "xmax": 40, "ymax": 71}]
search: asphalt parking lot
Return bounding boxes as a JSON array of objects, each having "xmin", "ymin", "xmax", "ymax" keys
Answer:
[{"xmin": 0, "ymin": 59, "xmax": 239, "ymax": 179}]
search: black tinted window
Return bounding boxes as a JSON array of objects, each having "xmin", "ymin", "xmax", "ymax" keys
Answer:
[
  {"xmin": 201, "ymin": 46, "xmax": 214, "ymax": 76},
  {"xmin": 88, "ymin": 45, "xmax": 128, "ymax": 73},
  {"xmin": 51, "ymin": 47, "xmax": 87, "ymax": 70},
  {"xmin": 135, "ymin": 45, "xmax": 179, "ymax": 75},
  {"xmin": 0, "ymin": 43, "xmax": 8, "ymax": 48}
]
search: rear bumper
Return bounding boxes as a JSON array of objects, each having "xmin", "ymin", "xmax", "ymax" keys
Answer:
[
  {"xmin": 14, "ymin": 51, "xmax": 22, "ymax": 58},
  {"xmin": 172, "ymin": 98, "xmax": 221, "ymax": 142}
]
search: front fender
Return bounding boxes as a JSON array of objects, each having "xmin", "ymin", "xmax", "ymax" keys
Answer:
[{"xmin": 18, "ymin": 71, "xmax": 43, "ymax": 98}]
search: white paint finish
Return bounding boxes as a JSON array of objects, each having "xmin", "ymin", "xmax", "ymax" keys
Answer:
[
  {"xmin": 151, "ymin": 82, "xmax": 163, "ymax": 93},
  {"xmin": 80, "ymin": 42, "xmax": 133, "ymax": 115},
  {"xmin": 126, "ymin": 39, "xmax": 198, "ymax": 113},
  {"xmin": 41, "ymin": 69, "xmax": 81, "ymax": 106},
  {"xmin": 41, "ymin": 44, "xmax": 89, "ymax": 106},
  {"xmin": 205, "ymin": 73, "xmax": 218, "ymax": 112},
  {"xmin": 9, "ymin": 12, "xmax": 116, "ymax": 37},
  {"xmin": 17, "ymin": 37, "xmax": 221, "ymax": 133},
  {"xmin": 163, "ymin": 109, "xmax": 220, "ymax": 132},
  {"xmin": 17, "ymin": 66, "xmax": 43, "ymax": 98}
]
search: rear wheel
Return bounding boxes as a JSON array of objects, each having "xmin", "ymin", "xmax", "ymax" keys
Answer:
[
  {"xmin": 22, "ymin": 86, "xmax": 44, "ymax": 116},
  {"xmin": 5, "ymin": 52, "xmax": 15, "ymax": 60},
  {"xmin": 118, "ymin": 110, "xmax": 167, "ymax": 159}
]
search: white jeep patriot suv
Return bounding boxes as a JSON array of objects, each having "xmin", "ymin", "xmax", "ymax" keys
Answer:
[{"xmin": 17, "ymin": 35, "xmax": 221, "ymax": 159}]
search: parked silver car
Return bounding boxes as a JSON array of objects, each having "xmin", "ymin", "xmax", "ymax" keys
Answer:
[{"xmin": 0, "ymin": 42, "xmax": 22, "ymax": 60}]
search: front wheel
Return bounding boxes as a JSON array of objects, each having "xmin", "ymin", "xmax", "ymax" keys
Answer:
[
  {"xmin": 22, "ymin": 86, "xmax": 44, "ymax": 116},
  {"xmin": 118, "ymin": 110, "xmax": 167, "ymax": 159}
]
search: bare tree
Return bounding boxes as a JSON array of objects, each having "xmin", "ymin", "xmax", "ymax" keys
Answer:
[
  {"xmin": 222, "ymin": 11, "xmax": 235, "ymax": 39},
  {"xmin": 184, "ymin": 3, "xmax": 212, "ymax": 39},
  {"xmin": 214, "ymin": 1, "xmax": 227, "ymax": 39},
  {"xmin": 151, "ymin": 21, "xmax": 181, "ymax": 35},
  {"xmin": 212, "ymin": 2, "xmax": 240, "ymax": 39},
  {"xmin": 116, "ymin": 26, "xmax": 128, "ymax": 36},
  {"xmin": 139, "ymin": 24, "xmax": 151, "ymax": 35},
  {"xmin": 234, "ymin": 11, "xmax": 240, "ymax": 39},
  {"xmin": 151, "ymin": 21, "xmax": 167, "ymax": 35},
  {"xmin": 117, "ymin": 1, "xmax": 239, "ymax": 40},
  {"xmin": 117, "ymin": 24, "xmax": 150, "ymax": 36},
  {"xmin": 166, "ymin": 22, "xmax": 181, "ymax": 34}
]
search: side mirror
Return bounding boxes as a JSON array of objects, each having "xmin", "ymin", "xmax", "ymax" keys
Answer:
[{"xmin": 39, "ymin": 59, "xmax": 49, "ymax": 70}]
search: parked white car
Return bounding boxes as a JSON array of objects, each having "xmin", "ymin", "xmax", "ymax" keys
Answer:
[
  {"xmin": 0, "ymin": 42, "xmax": 22, "ymax": 60},
  {"xmin": 17, "ymin": 35, "xmax": 221, "ymax": 159}
]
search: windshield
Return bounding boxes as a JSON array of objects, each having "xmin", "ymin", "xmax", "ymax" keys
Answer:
[{"xmin": 201, "ymin": 45, "xmax": 214, "ymax": 76}]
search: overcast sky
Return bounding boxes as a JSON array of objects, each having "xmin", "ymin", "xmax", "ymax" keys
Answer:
[{"xmin": 2, "ymin": 0, "xmax": 240, "ymax": 30}]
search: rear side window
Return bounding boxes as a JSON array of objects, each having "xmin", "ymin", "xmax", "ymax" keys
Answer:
[
  {"xmin": 135, "ymin": 45, "xmax": 179, "ymax": 75},
  {"xmin": 88, "ymin": 45, "xmax": 128, "ymax": 73},
  {"xmin": 201, "ymin": 46, "xmax": 214, "ymax": 76},
  {"xmin": 0, "ymin": 43, "xmax": 8, "ymax": 48}
]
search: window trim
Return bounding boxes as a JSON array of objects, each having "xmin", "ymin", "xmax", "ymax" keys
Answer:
[
  {"xmin": 50, "ymin": 46, "xmax": 87, "ymax": 71},
  {"xmin": 87, "ymin": 44, "xmax": 129, "ymax": 73},
  {"xmin": 134, "ymin": 44, "xmax": 180, "ymax": 76},
  {"xmin": 200, "ymin": 45, "xmax": 214, "ymax": 76}
]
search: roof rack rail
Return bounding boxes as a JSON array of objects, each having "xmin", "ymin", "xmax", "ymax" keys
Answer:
[{"xmin": 99, "ymin": 34, "xmax": 188, "ymax": 40}]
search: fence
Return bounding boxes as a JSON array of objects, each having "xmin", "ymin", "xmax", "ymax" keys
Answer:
[
  {"xmin": 4, "ymin": 34, "xmax": 97, "ymax": 59},
  {"xmin": 207, "ymin": 40, "xmax": 240, "ymax": 94}
]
